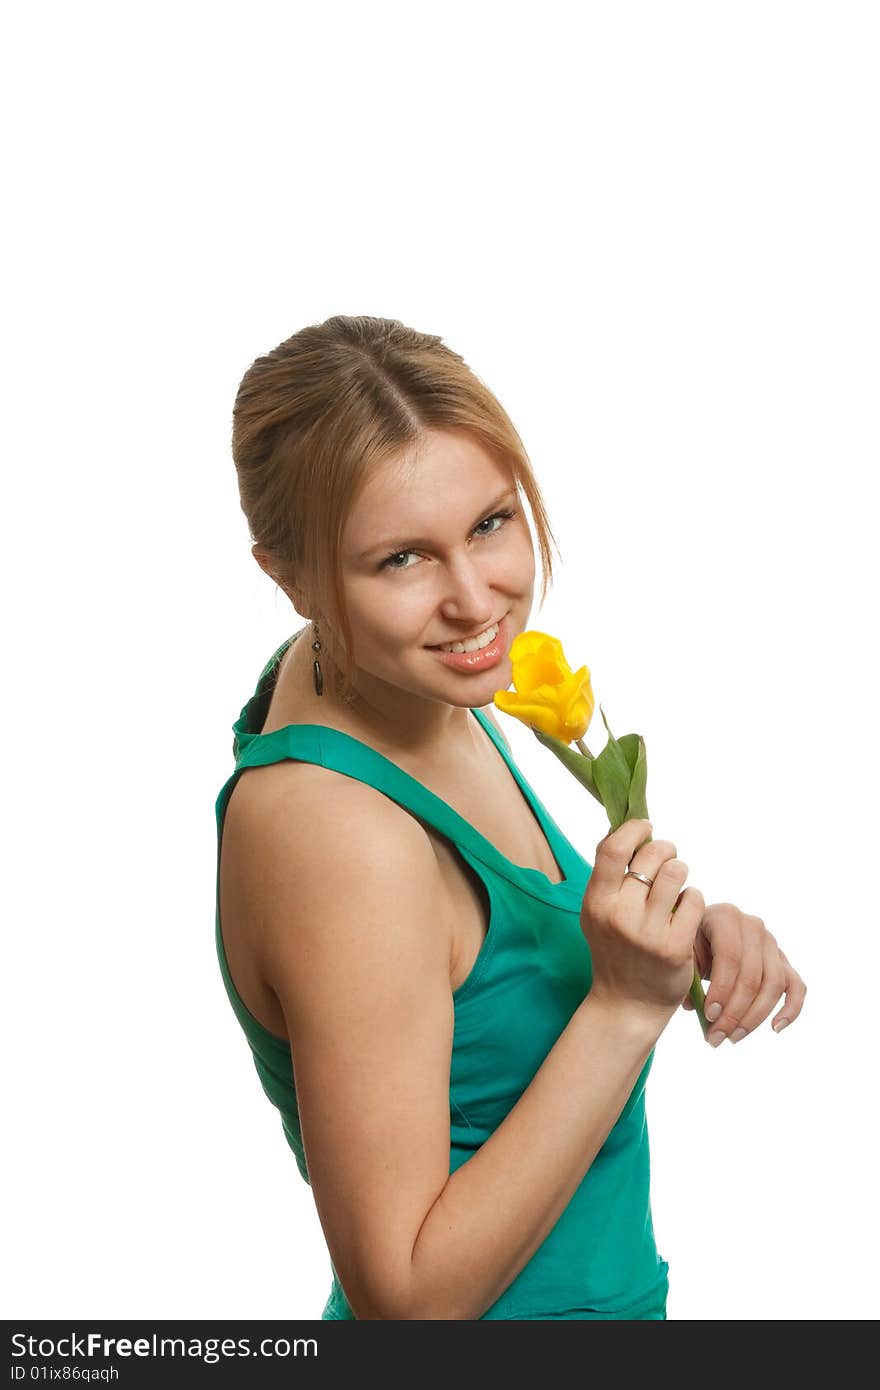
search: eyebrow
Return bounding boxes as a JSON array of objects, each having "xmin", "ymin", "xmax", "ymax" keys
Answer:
[{"xmin": 356, "ymin": 488, "xmax": 519, "ymax": 561}]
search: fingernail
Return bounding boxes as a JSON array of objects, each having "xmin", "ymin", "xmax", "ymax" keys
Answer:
[
  {"xmin": 708, "ymin": 1030, "xmax": 727, "ymax": 1047},
  {"xmin": 730, "ymin": 1027, "xmax": 747, "ymax": 1043},
  {"xmin": 705, "ymin": 1002, "xmax": 722, "ymax": 1023},
  {"xmin": 773, "ymin": 1018, "xmax": 789, "ymax": 1033}
]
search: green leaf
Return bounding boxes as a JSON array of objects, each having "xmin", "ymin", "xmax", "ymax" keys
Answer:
[
  {"xmin": 596, "ymin": 707, "xmax": 649, "ymax": 825},
  {"xmin": 533, "ymin": 717, "xmax": 650, "ymax": 840},
  {"xmin": 623, "ymin": 733, "xmax": 649, "ymax": 821},
  {"xmin": 615, "ymin": 732, "xmax": 639, "ymax": 778},
  {"xmin": 591, "ymin": 730, "xmax": 632, "ymax": 831}
]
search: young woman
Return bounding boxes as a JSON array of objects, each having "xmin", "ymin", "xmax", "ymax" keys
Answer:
[{"xmin": 215, "ymin": 315, "xmax": 806, "ymax": 1320}]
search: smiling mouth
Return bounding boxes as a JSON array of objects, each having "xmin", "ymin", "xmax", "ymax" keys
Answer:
[{"xmin": 430, "ymin": 619, "xmax": 501, "ymax": 654}]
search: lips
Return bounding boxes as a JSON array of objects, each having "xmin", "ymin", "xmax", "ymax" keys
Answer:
[
  {"xmin": 428, "ymin": 616, "xmax": 507, "ymax": 673},
  {"xmin": 429, "ymin": 619, "xmax": 503, "ymax": 650}
]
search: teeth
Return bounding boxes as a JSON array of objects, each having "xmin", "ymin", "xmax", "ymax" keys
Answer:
[{"xmin": 438, "ymin": 622, "xmax": 499, "ymax": 654}]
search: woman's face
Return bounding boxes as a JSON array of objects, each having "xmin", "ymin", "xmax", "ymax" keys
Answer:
[{"xmin": 336, "ymin": 428, "xmax": 536, "ymax": 709}]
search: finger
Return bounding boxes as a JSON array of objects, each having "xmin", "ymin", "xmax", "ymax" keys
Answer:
[
  {"xmin": 701, "ymin": 936, "xmax": 741, "ymax": 1041},
  {"xmin": 706, "ymin": 919, "xmax": 764, "ymax": 1046},
  {"xmin": 770, "ymin": 952, "xmax": 807, "ymax": 1033},
  {"xmin": 643, "ymin": 852, "xmax": 689, "ymax": 919},
  {"xmin": 725, "ymin": 934, "xmax": 788, "ymax": 1042},
  {"xmin": 680, "ymin": 942, "xmax": 703, "ymax": 1009},
  {"xmin": 692, "ymin": 923, "xmax": 713, "ymax": 982},
  {"xmin": 623, "ymin": 844, "xmax": 681, "ymax": 909},
  {"xmin": 666, "ymin": 885, "xmax": 705, "ymax": 959},
  {"xmin": 589, "ymin": 819, "xmax": 654, "ymax": 897},
  {"xmin": 697, "ymin": 904, "xmax": 744, "ymax": 1028}
]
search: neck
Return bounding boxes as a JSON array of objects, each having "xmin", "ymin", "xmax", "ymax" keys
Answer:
[{"xmin": 287, "ymin": 624, "xmax": 483, "ymax": 758}]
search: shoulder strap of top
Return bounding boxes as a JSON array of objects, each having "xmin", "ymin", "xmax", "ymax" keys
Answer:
[
  {"xmin": 234, "ymin": 718, "xmax": 494, "ymax": 868},
  {"xmin": 220, "ymin": 628, "xmax": 584, "ymax": 900},
  {"xmin": 230, "ymin": 719, "xmax": 582, "ymax": 901}
]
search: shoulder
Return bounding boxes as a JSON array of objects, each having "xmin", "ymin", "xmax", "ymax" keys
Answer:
[
  {"xmin": 223, "ymin": 758, "xmax": 448, "ymax": 945},
  {"xmin": 223, "ymin": 755, "xmax": 454, "ymax": 1050},
  {"xmin": 225, "ymin": 756, "xmax": 442, "ymax": 877}
]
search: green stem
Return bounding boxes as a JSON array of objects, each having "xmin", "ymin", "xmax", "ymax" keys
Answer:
[
  {"xmin": 531, "ymin": 729, "xmax": 605, "ymax": 805},
  {"xmin": 575, "ymin": 737, "xmax": 595, "ymax": 759}
]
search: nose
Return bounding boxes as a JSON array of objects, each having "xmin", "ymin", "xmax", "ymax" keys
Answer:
[{"xmin": 438, "ymin": 553, "xmax": 497, "ymax": 628}]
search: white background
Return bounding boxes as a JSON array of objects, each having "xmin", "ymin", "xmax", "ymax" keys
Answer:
[{"xmin": 4, "ymin": 1, "xmax": 877, "ymax": 1321}]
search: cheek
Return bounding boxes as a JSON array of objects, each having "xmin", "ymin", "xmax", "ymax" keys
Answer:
[
  {"xmin": 503, "ymin": 527, "xmax": 536, "ymax": 588},
  {"xmin": 343, "ymin": 584, "xmax": 428, "ymax": 646}
]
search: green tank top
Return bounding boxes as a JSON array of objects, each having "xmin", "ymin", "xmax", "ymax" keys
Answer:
[{"xmin": 214, "ymin": 628, "xmax": 669, "ymax": 1320}]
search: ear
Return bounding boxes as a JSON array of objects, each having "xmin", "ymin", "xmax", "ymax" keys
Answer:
[
  {"xmin": 251, "ymin": 545, "xmax": 312, "ymax": 617},
  {"xmin": 252, "ymin": 544, "xmax": 289, "ymax": 596},
  {"xmin": 251, "ymin": 544, "xmax": 275, "ymax": 580}
]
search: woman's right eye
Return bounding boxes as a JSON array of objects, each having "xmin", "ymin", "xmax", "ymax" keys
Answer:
[{"xmin": 380, "ymin": 549, "xmax": 417, "ymax": 571}]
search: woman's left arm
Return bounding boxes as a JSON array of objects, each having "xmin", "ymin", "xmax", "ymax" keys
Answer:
[{"xmin": 682, "ymin": 903, "xmax": 807, "ymax": 1046}]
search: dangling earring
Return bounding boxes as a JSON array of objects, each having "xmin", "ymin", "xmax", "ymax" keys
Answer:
[{"xmin": 311, "ymin": 621, "xmax": 324, "ymax": 697}]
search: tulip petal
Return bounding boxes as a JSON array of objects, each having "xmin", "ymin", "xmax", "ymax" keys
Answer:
[
  {"xmin": 509, "ymin": 630, "xmax": 566, "ymax": 663},
  {"xmin": 495, "ymin": 630, "xmax": 592, "ymax": 742},
  {"xmin": 493, "ymin": 690, "xmax": 569, "ymax": 740},
  {"xmin": 517, "ymin": 653, "xmax": 568, "ymax": 691},
  {"xmin": 562, "ymin": 668, "xmax": 595, "ymax": 740},
  {"xmin": 512, "ymin": 645, "xmax": 574, "ymax": 693}
]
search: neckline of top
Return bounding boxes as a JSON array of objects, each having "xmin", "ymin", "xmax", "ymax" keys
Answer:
[{"xmin": 234, "ymin": 628, "xmax": 583, "ymax": 898}]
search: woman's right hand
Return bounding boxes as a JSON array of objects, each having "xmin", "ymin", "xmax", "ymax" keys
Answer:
[{"xmin": 580, "ymin": 819, "xmax": 705, "ymax": 1019}]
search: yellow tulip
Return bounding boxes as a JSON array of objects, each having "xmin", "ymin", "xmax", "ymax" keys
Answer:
[
  {"xmin": 493, "ymin": 629, "xmax": 595, "ymax": 744},
  {"xmin": 493, "ymin": 627, "xmax": 708, "ymax": 1037}
]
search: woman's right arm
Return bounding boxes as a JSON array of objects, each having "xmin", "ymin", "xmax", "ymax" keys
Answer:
[{"xmin": 237, "ymin": 771, "xmax": 700, "ymax": 1320}]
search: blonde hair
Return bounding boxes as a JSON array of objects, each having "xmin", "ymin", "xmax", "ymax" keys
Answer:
[{"xmin": 231, "ymin": 314, "xmax": 559, "ymax": 697}]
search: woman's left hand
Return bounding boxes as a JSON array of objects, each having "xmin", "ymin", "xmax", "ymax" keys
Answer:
[{"xmin": 681, "ymin": 902, "xmax": 807, "ymax": 1046}]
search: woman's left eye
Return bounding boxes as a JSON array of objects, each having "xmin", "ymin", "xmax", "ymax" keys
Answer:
[
  {"xmin": 379, "ymin": 509, "xmax": 516, "ymax": 571},
  {"xmin": 474, "ymin": 509, "xmax": 514, "ymax": 536}
]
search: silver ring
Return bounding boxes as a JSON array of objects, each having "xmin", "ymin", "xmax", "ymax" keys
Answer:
[{"xmin": 626, "ymin": 869, "xmax": 655, "ymax": 887}]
